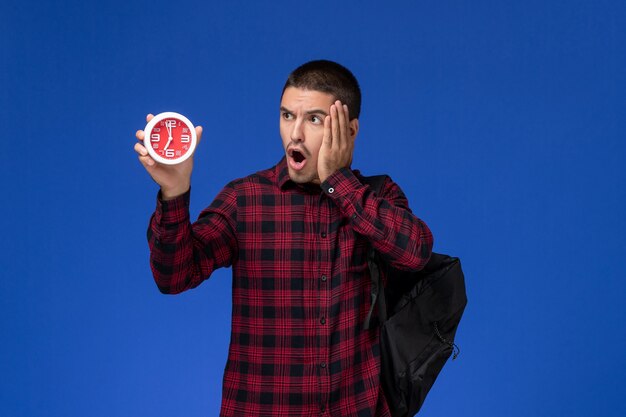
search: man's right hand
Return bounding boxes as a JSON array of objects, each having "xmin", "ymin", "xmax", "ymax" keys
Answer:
[{"xmin": 134, "ymin": 113, "xmax": 203, "ymax": 200}]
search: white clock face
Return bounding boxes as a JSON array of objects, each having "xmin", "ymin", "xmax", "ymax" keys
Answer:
[{"xmin": 144, "ymin": 112, "xmax": 197, "ymax": 165}]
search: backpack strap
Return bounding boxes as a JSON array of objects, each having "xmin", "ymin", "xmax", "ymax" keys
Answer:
[
  {"xmin": 361, "ymin": 175, "xmax": 389, "ymax": 330},
  {"xmin": 364, "ymin": 249, "xmax": 388, "ymax": 329},
  {"xmin": 362, "ymin": 174, "xmax": 387, "ymax": 196}
]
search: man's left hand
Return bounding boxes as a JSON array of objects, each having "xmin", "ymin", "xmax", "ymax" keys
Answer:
[{"xmin": 317, "ymin": 100, "xmax": 355, "ymax": 184}]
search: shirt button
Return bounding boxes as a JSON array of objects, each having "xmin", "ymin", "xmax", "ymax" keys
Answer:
[
  {"xmin": 320, "ymin": 317, "xmax": 326, "ymax": 325},
  {"xmin": 320, "ymin": 362, "xmax": 326, "ymax": 368},
  {"xmin": 328, "ymin": 187, "xmax": 334, "ymax": 194},
  {"xmin": 321, "ymin": 275, "xmax": 327, "ymax": 282},
  {"xmin": 321, "ymin": 232, "xmax": 327, "ymax": 238},
  {"xmin": 351, "ymin": 213, "xmax": 357, "ymax": 220}
]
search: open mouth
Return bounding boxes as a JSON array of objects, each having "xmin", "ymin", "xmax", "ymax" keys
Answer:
[
  {"xmin": 292, "ymin": 150, "xmax": 305, "ymax": 163},
  {"xmin": 288, "ymin": 148, "xmax": 307, "ymax": 170}
]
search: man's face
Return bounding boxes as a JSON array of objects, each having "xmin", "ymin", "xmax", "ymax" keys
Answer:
[{"xmin": 280, "ymin": 87, "xmax": 335, "ymax": 184}]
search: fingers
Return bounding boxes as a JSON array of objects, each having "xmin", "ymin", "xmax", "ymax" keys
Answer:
[
  {"xmin": 136, "ymin": 113, "xmax": 152, "ymax": 142},
  {"xmin": 323, "ymin": 115, "xmax": 332, "ymax": 147},
  {"xmin": 336, "ymin": 101, "xmax": 347, "ymax": 148},
  {"xmin": 329, "ymin": 100, "xmax": 351, "ymax": 149},
  {"xmin": 196, "ymin": 125, "xmax": 203, "ymax": 144},
  {"xmin": 340, "ymin": 104, "xmax": 354, "ymax": 164},
  {"xmin": 134, "ymin": 141, "xmax": 156, "ymax": 168},
  {"xmin": 331, "ymin": 103, "xmax": 340, "ymax": 149},
  {"xmin": 135, "ymin": 114, "xmax": 155, "ymax": 168},
  {"xmin": 134, "ymin": 142, "xmax": 147, "ymax": 156},
  {"xmin": 134, "ymin": 127, "xmax": 149, "ymax": 160}
]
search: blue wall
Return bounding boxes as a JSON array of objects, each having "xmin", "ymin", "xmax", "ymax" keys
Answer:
[{"xmin": 2, "ymin": 1, "xmax": 625, "ymax": 416}]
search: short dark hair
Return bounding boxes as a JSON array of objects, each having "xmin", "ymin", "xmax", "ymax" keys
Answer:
[{"xmin": 282, "ymin": 60, "xmax": 361, "ymax": 119}]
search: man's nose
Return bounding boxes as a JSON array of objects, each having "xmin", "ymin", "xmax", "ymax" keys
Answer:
[{"xmin": 290, "ymin": 118, "xmax": 304, "ymax": 142}]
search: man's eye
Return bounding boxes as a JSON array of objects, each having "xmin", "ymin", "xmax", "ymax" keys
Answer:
[
  {"xmin": 310, "ymin": 115, "xmax": 321, "ymax": 124},
  {"xmin": 282, "ymin": 112, "xmax": 293, "ymax": 120}
]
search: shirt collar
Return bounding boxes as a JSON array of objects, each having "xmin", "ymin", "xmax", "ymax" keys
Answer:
[
  {"xmin": 275, "ymin": 156, "xmax": 323, "ymax": 193},
  {"xmin": 276, "ymin": 156, "xmax": 292, "ymax": 189},
  {"xmin": 275, "ymin": 156, "xmax": 364, "ymax": 193}
]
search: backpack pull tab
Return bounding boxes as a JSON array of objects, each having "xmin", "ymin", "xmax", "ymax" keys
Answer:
[{"xmin": 433, "ymin": 322, "xmax": 461, "ymax": 360}]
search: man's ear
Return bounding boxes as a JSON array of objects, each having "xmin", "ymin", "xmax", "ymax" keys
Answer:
[{"xmin": 349, "ymin": 118, "xmax": 359, "ymax": 139}]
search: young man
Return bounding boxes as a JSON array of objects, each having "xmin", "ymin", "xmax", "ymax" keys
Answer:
[{"xmin": 134, "ymin": 60, "xmax": 433, "ymax": 416}]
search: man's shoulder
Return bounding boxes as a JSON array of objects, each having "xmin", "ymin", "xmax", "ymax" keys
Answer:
[
  {"xmin": 351, "ymin": 170, "xmax": 391, "ymax": 188},
  {"xmin": 354, "ymin": 170, "xmax": 409, "ymax": 201}
]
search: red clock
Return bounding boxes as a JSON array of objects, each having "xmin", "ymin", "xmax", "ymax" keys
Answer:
[{"xmin": 143, "ymin": 112, "xmax": 197, "ymax": 165}]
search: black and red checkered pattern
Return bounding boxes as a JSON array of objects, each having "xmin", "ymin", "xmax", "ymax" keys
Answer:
[{"xmin": 147, "ymin": 157, "xmax": 433, "ymax": 416}]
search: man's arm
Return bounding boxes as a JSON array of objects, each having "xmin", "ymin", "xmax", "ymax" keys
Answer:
[
  {"xmin": 315, "ymin": 102, "xmax": 432, "ymax": 270},
  {"xmin": 322, "ymin": 169, "xmax": 433, "ymax": 271},
  {"xmin": 147, "ymin": 185, "xmax": 238, "ymax": 294},
  {"xmin": 135, "ymin": 114, "xmax": 238, "ymax": 293}
]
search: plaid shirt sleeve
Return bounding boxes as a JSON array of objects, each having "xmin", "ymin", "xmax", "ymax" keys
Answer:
[
  {"xmin": 147, "ymin": 184, "xmax": 238, "ymax": 294},
  {"xmin": 322, "ymin": 167, "xmax": 433, "ymax": 271}
]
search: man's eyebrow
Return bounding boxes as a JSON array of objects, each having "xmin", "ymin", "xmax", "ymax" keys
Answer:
[
  {"xmin": 280, "ymin": 106, "xmax": 328, "ymax": 117},
  {"xmin": 306, "ymin": 109, "xmax": 329, "ymax": 117}
]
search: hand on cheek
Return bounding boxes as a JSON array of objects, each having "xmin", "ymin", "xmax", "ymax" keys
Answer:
[{"xmin": 317, "ymin": 101, "xmax": 355, "ymax": 184}]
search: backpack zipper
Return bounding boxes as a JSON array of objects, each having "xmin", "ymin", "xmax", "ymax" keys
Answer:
[{"xmin": 433, "ymin": 321, "xmax": 460, "ymax": 360}]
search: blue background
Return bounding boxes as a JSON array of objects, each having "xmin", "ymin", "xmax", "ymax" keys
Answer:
[{"xmin": 2, "ymin": 1, "xmax": 625, "ymax": 416}]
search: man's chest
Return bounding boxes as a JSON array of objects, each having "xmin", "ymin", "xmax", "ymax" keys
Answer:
[
  {"xmin": 236, "ymin": 191, "xmax": 357, "ymax": 244},
  {"xmin": 232, "ymin": 190, "xmax": 369, "ymax": 282}
]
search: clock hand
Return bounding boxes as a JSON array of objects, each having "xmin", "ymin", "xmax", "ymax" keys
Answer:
[{"xmin": 163, "ymin": 136, "xmax": 173, "ymax": 150}]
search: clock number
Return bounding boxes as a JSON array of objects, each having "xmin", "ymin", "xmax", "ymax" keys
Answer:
[
  {"xmin": 166, "ymin": 120, "xmax": 177, "ymax": 128},
  {"xmin": 165, "ymin": 149, "xmax": 175, "ymax": 158},
  {"xmin": 180, "ymin": 134, "xmax": 190, "ymax": 143},
  {"xmin": 151, "ymin": 133, "xmax": 160, "ymax": 142}
]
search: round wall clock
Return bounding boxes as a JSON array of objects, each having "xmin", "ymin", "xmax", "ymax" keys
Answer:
[{"xmin": 143, "ymin": 112, "xmax": 197, "ymax": 165}]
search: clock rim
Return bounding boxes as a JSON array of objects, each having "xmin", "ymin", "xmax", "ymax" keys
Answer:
[{"xmin": 143, "ymin": 111, "xmax": 197, "ymax": 165}]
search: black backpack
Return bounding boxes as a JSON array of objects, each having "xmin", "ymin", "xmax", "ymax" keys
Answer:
[{"xmin": 362, "ymin": 175, "xmax": 467, "ymax": 417}]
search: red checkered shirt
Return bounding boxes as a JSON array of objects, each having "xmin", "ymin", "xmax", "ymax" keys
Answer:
[{"xmin": 147, "ymin": 157, "xmax": 433, "ymax": 416}]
